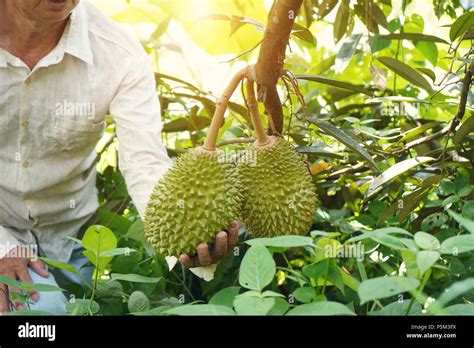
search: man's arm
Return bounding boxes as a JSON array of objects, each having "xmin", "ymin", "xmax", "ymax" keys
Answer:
[{"xmin": 109, "ymin": 53, "xmax": 238, "ymax": 268}]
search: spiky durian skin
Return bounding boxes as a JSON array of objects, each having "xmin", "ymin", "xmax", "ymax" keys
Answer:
[
  {"xmin": 144, "ymin": 150, "xmax": 241, "ymax": 257},
  {"xmin": 238, "ymin": 138, "xmax": 318, "ymax": 237}
]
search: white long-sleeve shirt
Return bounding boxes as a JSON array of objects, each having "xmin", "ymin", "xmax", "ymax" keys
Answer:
[{"xmin": 0, "ymin": 0, "xmax": 172, "ymax": 262}]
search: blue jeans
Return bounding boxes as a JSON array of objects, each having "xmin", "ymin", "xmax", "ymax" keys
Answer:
[{"xmin": 21, "ymin": 244, "xmax": 93, "ymax": 314}]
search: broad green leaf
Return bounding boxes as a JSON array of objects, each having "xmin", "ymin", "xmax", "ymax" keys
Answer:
[
  {"xmin": 267, "ymin": 297, "xmax": 291, "ymax": 315},
  {"xmin": 162, "ymin": 118, "xmax": 189, "ymax": 132},
  {"xmin": 22, "ymin": 283, "xmax": 64, "ymax": 293},
  {"xmin": 369, "ymin": 300, "xmax": 422, "ymax": 315},
  {"xmin": 233, "ymin": 296, "xmax": 275, "ymax": 315},
  {"xmin": 287, "ymin": 301, "xmax": 355, "ymax": 315},
  {"xmin": 414, "ymin": 231, "xmax": 441, "ymax": 250},
  {"xmin": 416, "ymin": 250, "xmax": 440, "ymax": 275},
  {"xmin": 333, "ymin": 1, "xmax": 350, "ymax": 42},
  {"xmin": 66, "ymin": 299, "xmax": 100, "ymax": 316},
  {"xmin": 82, "ymin": 225, "xmax": 117, "ymax": 271},
  {"xmin": 335, "ymin": 33, "xmax": 362, "ymax": 72},
  {"xmin": 245, "ymin": 236, "xmax": 314, "ymax": 248},
  {"xmin": 307, "ymin": 118, "xmax": 379, "ymax": 172},
  {"xmin": 358, "ymin": 276, "xmax": 420, "ymax": 304},
  {"xmin": 378, "ymin": 56, "xmax": 434, "ymax": 93},
  {"xmin": 239, "ymin": 245, "xmax": 276, "ymax": 291},
  {"xmin": 366, "ymin": 157, "xmax": 434, "ymax": 198},
  {"xmin": 0, "ymin": 274, "xmax": 21, "ymax": 288},
  {"xmin": 297, "ymin": 74, "xmax": 372, "ymax": 96},
  {"xmin": 440, "ymin": 235, "xmax": 474, "ymax": 255},
  {"xmin": 39, "ymin": 257, "xmax": 80, "ymax": 277},
  {"xmin": 7, "ymin": 310, "xmax": 56, "ymax": 316},
  {"xmin": 415, "ymin": 41, "xmax": 438, "ymax": 66},
  {"xmin": 209, "ymin": 287, "xmax": 241, "ymax": 308},
  {"xmin": 99, "ymin": 248, "xmax": 137, "ymax": 257},
  {"xmin": 377, "ymin": 32, "xmax": 448, "ymax": 44},
  {"xmin": 463, "ymin": 201, "xmax": 474, "ymax": 220},
  {"xmin": 450, "ymin": 12, "xmax": 474, "ymax": 41},
  {"xmin": 292, "ymin": 23, "xmax": 316, "ymax": 45},
  {"xmin": 163, "ymin": 304, "xmax": 236, "ymax": 316},
  {"xmin": 111, "ymin": 273, "xmax": 161, "ymax": 283},
  {"xmin": 440, "ymin": 303, "xmax": 474, "ymax": 315},
  {"xmin": 447, "ymin": 210, "xmax": 474, "ymax": 235},
  {"xmin": 454, "ymin": 114, "xmax": 474, "ymax": 145},
  {"xmin": 293, "ymin": 287, "xmax": 316, "ymax": 303},
  {"xmin": 151, "ymin": 17, "xmax": 171, "ymax": 39}
]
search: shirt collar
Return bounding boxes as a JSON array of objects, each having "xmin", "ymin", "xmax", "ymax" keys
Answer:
[{"xmin": 64, "ymin": 1, "xmax": 94, "ymax": 66}]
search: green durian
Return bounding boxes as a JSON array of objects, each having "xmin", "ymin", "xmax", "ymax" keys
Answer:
[
  {"xmin": 144, "ymin": 148, "xmax": 241, "ymax": 257},
  {"xmin": 238, "ymin": 136, "xmax": 318, "ymax": 237}
]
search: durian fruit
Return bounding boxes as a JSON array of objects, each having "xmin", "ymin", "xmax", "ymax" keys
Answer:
[
  {"xmin": 144, "ymin": 67, "xmax": 248, "ymax": 257},
  {"xmin": 238, "ymin": 78, "xmax": 318, "ymax": 237},
  {"xmin": 144, "ymin": 149, "xmax": 241, "ymax": 257}
]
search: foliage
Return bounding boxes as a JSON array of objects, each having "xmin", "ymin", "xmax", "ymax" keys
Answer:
[{"xmin": 3, "ymin": 0, "xmax": 474, "ymax": 315}]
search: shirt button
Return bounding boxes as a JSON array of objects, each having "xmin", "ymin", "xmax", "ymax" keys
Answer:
[
  {"xmin": 22, "ymin": 161, "xmax": 29, "ymax": 168},
  {"xmin": 22, "ymin": 121, "xmax": 29, "ymax": 128}
]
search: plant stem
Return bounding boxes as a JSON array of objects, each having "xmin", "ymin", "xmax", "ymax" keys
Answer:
[{"xmin": 245, "ymin": 75, "xmax": 270, "ymax": 146}]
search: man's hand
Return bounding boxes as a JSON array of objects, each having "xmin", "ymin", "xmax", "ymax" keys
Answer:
[
  {"xmin": 0, "ymin": 247, "xmax": 49, "ymax": 313},
  {"xmin": 179, "ymin": 221, "xmax": 240, "ymax": 268}
]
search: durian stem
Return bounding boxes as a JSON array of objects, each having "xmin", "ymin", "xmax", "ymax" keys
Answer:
[
  {"xmin": 245, "ymin": 77, "xmax": 270, "ymax": 146},
  {"xmin": 202, "ymin": 67, "xmax": 248, "ymax": 151}
]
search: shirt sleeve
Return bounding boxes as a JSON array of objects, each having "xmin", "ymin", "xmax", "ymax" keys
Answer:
[{"xmin": 109, "ymin": 53, "xmax": 173, "ymax": 219}]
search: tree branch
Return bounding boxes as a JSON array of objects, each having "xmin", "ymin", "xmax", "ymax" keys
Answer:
[{"xmin": 255, "ymin": 0, "xmax": 303, "ymax": 135}]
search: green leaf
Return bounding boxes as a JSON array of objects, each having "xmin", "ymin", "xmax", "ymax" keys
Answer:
[
  {"xmin": 151, "ymin": 17, "xmax": 171, "ymax": 39},
  {"xmin": 306, "ymin": 118, "xmax": 379, "ymax": 173},
  {"xmin": 7, "ymin": 310, "xmax": 56, "ymax": 316},
  {"xmin": 209, "ymin": 287, "xmax": 241, "ymax": 308},
  {"xmin": 377, "ymin": 56, "xmax": 434, "ymax": 93},
  {"xmin": 366, "ymin": 157, "xmax": 434, "ymax": 198},
  {"xmin": 292, "ymin": 23, "xmax": 316, "ymax": 45},
  {"xmin": 293, "ymin": 287, "xmax": 316, "ymax": 303},
  {"xmin": 82, "ymin": 225, "xmax": 117, "ymax": 271},
  {"xmin": 378, "ymin": 33, "xmax": 448, "ymax": 44},
  {"xmin": 440, "ymin": 303, "xmax": 474, "ymax": 315},
  {"xmin": 416, "ymin": 250, "xmax": 440, "ymax": 275},
  {"xmin": 369, "ymin": 300, "xmax": 422, "ymax": 315},
  {"xmin": 111, "ymin": 273, "xmax": 161, "ymax": 283},
  {"xmin": 239, "ymin": 245, "xmax": 276, "ymax": 291},
  {"xmin": 287, "ymin": 301, "xmax": 355, "ymax": 315},
  {"xmin": 22, "ymin": 283, "xmax": 64, "ymax": 293},
  {"xmin": 99, "ymin": 247, "xmax": 137, "ymax": 257},
  {"xmin": 447, "ymin": 210, "xmax": 474, "ymax": 235},
  {"xmin": 463, "ymin": 201, "xmax": 474, "ymax": 220},
  {"xmin": 164, "ymin": 304, "xmax": 236, "ymax": 316},
  {"xmin": 358, "ymin": 276, "xmax": 420, "ymax": 304},
  {"xmin": 39, "ymin": 257, "xmax": 80, "ymax": 277},
  {"xmin": 233, "ymin": 296, "xmax": 275, "ymax": 315},
  {"xmin": 414, "ymin": 41, "xmax": 438, "ymax": 66},
  {"xmin": 66, "ymin": 299, "xmax": 100, "ymax": 315},
  {"xmin": 297, "ymin": 74, "xmax": 372, "ymax": 96},
  {"xmin": 454, "ymin": 114, "xmax": 474, "ymax": 145},
  {"xmin": 162, "ymin": 118, "xmax": 190, "ymax": 133},
  {"xmin": 440, "ymin": 235, "xmax": 474, "ymax": 254},
  {"xmin": 450, "ymin": 11, "xmax": 474, "ymax": 41},
  {"xmin": 335, "ymin": 33, "xmax": 362, "ymax": 72},
  {"xmin": 0, "ymin": 274, "xmax": 21, "ymax": 288},
  {"xmin": 245, "ymin": 236, "xmax": 314, "ymax": 248},
  {"xmin": 414, "ymin": 231, "xmax": 441, "ymax": 250},
  {"xmin": 267, "ymin": 297, "xmax": 291, "ymax": 315}
]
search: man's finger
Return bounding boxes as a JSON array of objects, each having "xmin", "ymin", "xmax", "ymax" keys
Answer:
[
  {"xmin": 179, "ymin": 254, "xmax": 193, "ymax": 269},
  {"xmin": 28, "ymin": 260, "xmax": 48, "ymax": 278},
  {"xmin": 17, "ymin": 268, "xmax": 39, "ymax": 302},
  {"xmin": 211, "ymin": 232, "xmax": 228, "ymax": 261},
  {"xmin": 227, "ymin": 221, "xmax": 240, "ymax": 247},
  {"xmin": 0, "ymin": 283, "xmax": 9, "ymax": 313},
  {"xmin": 197, "ymin": 243, "xmax": 211, "ymax": 266}
]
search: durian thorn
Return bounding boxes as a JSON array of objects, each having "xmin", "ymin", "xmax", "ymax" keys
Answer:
[
  {"xmin": 203, "ymin": 67, "xmax": 249, "ymax": 151},
  {"xmin": 245, "ymin": 75, "xmax": 270, "ymax": 147}
]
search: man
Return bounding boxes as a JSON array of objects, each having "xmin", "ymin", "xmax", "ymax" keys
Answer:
[{"xmin": 0, "ymin": 0, "xmax": 238, "ymax": 314}]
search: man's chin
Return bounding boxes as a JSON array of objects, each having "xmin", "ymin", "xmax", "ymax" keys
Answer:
[{"xmin": 39, "ymin": 0, "xmax": 78, "ymax": 22}]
